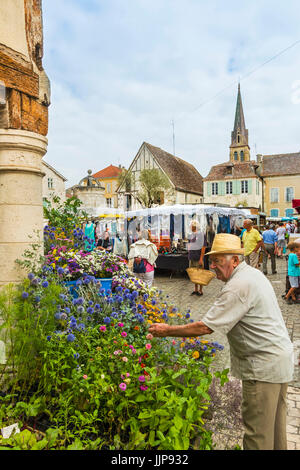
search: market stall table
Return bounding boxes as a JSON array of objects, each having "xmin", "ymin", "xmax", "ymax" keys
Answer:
[{"xmin": 155, "ymin": 253, "xmax": 189, "ymax": 276}]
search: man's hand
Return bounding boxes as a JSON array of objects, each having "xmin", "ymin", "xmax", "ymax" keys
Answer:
[
  {"xmin": 199, "ymin": 258, "xmax": 204, "ymax": 267},
  {"xmin": 148, "ymin": 323, "xmax": 170, "ymax": 337}
]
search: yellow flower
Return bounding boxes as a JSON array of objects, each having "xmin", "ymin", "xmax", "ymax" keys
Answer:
[
  {"xmin": 180, "ymin": 342, "xmax": 185, "ymax": 348},
  {"xmin": 192, "ymin": 351, "xmax": 200, "ymax": 359},
  {"xmin": 53, "ymin": 249, "xmax": 57, "ymax": 255}
]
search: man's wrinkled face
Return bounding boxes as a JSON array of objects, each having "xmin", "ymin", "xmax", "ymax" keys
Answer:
[{"xmin": 209, "ymin": 254, "xmax": 239, "ymax": 281}]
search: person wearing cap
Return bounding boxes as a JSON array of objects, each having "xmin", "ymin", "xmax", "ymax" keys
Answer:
[
  {"xmin": 187, "ymin": 220, "xmax": 207, "ymax": 296},
  {"xmin": 242, "ymin": 219, "xmax": 263, "ymax": 268},
  {"xmin": 149, "ymin": 233, "xmax": 294, "ymax": 450}
]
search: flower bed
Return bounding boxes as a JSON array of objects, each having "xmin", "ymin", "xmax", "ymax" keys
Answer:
[{"xmin": 0, "ymin": 205, "xmax": 228, "ymax": 450}]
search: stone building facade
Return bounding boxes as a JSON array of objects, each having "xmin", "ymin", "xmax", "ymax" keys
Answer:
[
  {"xmin": 66, "ymin": 170, "xmax": 106, "ymax": 218},
  {"xmin": 260, "ymin": 152, "xmax": 300, "ymax": 218},
  {"xmin": 42, "ymin": 160, "xmax": 67, "ymax": 206},
  {"xmin": 0, "ymin": 0, "xmax": 50, "ymax": 286},
  {"xmin": 92, "ymin": 164, "xmax": 123, "ymax": 209}
]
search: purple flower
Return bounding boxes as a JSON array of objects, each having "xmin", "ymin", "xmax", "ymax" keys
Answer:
[
  {"xmin": 22, "ymin": 292, "xmax": 29, "ymax": 299},
  {"xmin": 119, "ymin": 383, "xmax": 127, "ymax": 391},
  {"xmin": 138, "ymin": 375, "xmax": 146, "ymax": 383},
  {"xmin": 42, "ymin": 281, "xmax": 49, "ymax": 288},
  {"xmin": 27, "ymin": 273, "xmax": 35, "ymax": 280},
  {"xmin": 67, "ymin": 334, "xmax": 75, "ymax": 342}
]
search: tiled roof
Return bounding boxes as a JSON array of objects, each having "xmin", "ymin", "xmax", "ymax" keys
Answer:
[
  {"xmin": 204, "ymin": 161, "xmax": 259, "ymax": 181},
  {"xmin": 144, "ymin": 142, "xmax": 203, "ymax": 195},
  {"xmin": 93, "ymin": 165, "xmax": 123, "ymax": 179},
  {"xmin": 261, "ymin": 152, "xmax": 300, "ymax": 177}
]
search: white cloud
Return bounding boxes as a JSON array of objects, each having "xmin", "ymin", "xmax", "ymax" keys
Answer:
[{"xmin": 42, "ymin": 0, "xmax": 300, "ymax": 186}]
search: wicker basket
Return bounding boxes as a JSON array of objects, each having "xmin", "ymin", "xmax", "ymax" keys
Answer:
[{"xmin": 186, "ymin": 268, "xmax": 216, "ymax": 285}]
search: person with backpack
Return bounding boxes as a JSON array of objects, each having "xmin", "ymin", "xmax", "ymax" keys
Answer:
[{"xmin": 128, "ymin": 230, "xmax": 158, "ymax": 288}]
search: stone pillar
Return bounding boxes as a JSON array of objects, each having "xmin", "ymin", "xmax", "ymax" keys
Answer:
[
  {"xmin": 0, "ymin": 0, "xmax": 50, "ymax": 285},
  {"xmin": 0, "ymin": 129, "xmax": 47, "ymax": 285}
]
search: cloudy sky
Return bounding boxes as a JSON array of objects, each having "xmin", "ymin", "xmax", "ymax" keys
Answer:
[{"xmin": 42, "ymin": 0, "xmax": 300, "ymax": 187}]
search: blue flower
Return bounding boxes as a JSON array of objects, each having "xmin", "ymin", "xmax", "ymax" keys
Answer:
[
  {"xmin": 151, "ymin": 299, "xmax": 156, "ymax": 305},
  {"xmin": 95, "ymin": 304, "xmax": 100, "ymax": 310},
  {"xmin": 104, "ymin": 316, "xmax": 111, "ymax": 324},
  {"xmin": 54, "ymin": 312, "xmax": 62, "ymax": 320},
  {"xmin": 77, "ymin": 306, "xmax": 84, "ymax": 314},
  {"xmin": 22, "ymin": 291, "xmax": 29, "ymax": 299},
  {"xmin": 27, "ymin": 273, "xmax": 35, "ymax": 280},
  {"xmin": 65, "ymin": 307, "xmax": 70, "ymax": 314},
  {"xmin": 57, "ymin": 267, "xmax": 64, "ymax": 275},
  {"xmin": 67, "ymin": 334, "xmax": 75, "ymax": 342},
  {"xmin": 77, "ymin": 297, "xmax": 84, "ymax": 305},
  {"xmin": 76, "ymin": 280, "xmax": 82, "ymax": 287},
  {"xmin": 46, "ymin": 336, "xmax": 51, "ymax": 341},
  {"xmin": 42, "ymin": 281, "xmax": 49, "ymax": 288},
  {"xmin": 132, "ymin": 291, "xmax": 138, "ymax": 299},
  {"xmin": 111, "ymin": 312, "xmax": 118, "ymax": 319},
  {"xmin": 143, "ymin": 294, "xmax": 148, "ymax": 301},
  {"xmin": 185, "ymin": 313, "xmax": 190, "ymax": 319},
  {"xmin": 87, "ymin": 307, "xmax": 94, "ymax": 314},
  {"xmin": 34, "ymin": 296, "xmax": 41, "ymax": 303},
  {"xmin": 74, "ymin": 353, "xmax": 80, "ymax": 359}
]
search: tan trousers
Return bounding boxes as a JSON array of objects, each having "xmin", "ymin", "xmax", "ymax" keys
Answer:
[
  {"xmin": 245, "ymin": 251, "xmax": 259, "ymax": 268},
  {"xmin": 242, "ymin": 380, "xmax": 288, "ymax": 450}
]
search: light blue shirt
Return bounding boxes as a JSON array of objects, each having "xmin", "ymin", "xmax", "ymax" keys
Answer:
[
  {"xmin": 288, "ymin": 253, "xmax": 300, "ymax": 277},
  {"xmin": 262, "ymin": 229, "xmax": 278, "ymax": 245}
]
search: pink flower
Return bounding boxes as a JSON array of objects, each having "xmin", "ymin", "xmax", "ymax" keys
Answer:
[
  {"xmin": 126, "ymin": 372, "xmax": 130, "ymax": 377},
  {"xmin": 146, "ymin": 333, "xmax": 153, "ymax": 340},
  {"xmin": 138, "ymin": 375, "xmax": 145, "ymax": 382},
  {"xmin": 140, "ymin": 385, "xmax": 148, "ymax": 391},
  {"xmin": 145, "ymin": 343, "xmax": 152, "ymax": 350},
  {"xmin": 122, "ymin": 357, "xmax": 128, "ymax": 362},
  {"xmin": 118, "ymin": 322, "xmax": 124, "ymax": 327},
  {"xmin": 119, "ymin": 383, "xmax": 127, "ymax": 391},
  {"xmin": 121, "ymin": 331, "xmax": 127, "ymax": 337},
  {"xmin": 83, "ymin": 375, "xmax": 88, "ymax": 379},
  {"xmin": 131, "ymin": 348, "xmax": 137, "ymax": 354},
  {"xmin": 99, "ymin": 326, "xmax": 106, "ymax": 332},
  {"xmin": 172, "ymin": 340, "xmax": 176, "ymax": 345}
]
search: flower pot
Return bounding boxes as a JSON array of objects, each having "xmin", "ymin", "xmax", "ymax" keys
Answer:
[
  {"xmin": 98, "ymin": 278, "xmax": 113, "ymax": 293},
  {"xmin": 64, "ymin": 277, "xmax": 113, "ymax": 298}
]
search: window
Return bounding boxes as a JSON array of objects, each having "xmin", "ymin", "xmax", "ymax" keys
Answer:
[
  {"xmin": 234, "ymin": 151, "xmax": 238, "ymax": 161},
  {"xmin": 106, "ymin": 198, "xmax": 112, "ymax": 208},
  {"xmin": 106, "ymin": 183, "xmax": 111, "ymax": 193},
  {"xmin": 237, "ymin": 135, "xmax": 240, "ymax": 143},
  {"xmin": 212, "ymin": 182, "xmax": 219, "ymax": 195},
  {"xmin": 48, "ymin": 178, "xmax": 54, "ymax": 189},
  {"xmin": 256, "ymin": 180, "xmax": 260, "ymax": 195},
  {"xmin": 270, "ymin": 188, "xmax": 279, "ymax": 203},
  {"xmin": 285, "ymin": 208, "xmax": 294, "ymax": 218},
  {"xmin": 226, "ymin": 181, "xmax": 233, "ymax": 194},
  {"xmin": 241, "ymin": 180, "xmax": 248, "ymax": 194},
  {"xmin": 240, "ymin": 151, "xmax": 244, "ymax": 161},
  {"xmin": 270, "ymin": 209, "xmax": 279, "ymax": 217},
  {"xmin": 285, "ymin": 187, "xmax": 294, "ymax": 202}
]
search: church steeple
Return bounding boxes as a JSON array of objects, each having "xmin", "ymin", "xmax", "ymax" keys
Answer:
[{"xmin": 229, "ymin": 83, "xmax": 250, "ymax": 163}]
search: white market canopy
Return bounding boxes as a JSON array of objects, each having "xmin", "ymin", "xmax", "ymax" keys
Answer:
[{"xmin": 125, "ymin": 204, "xmax": 250, "ymax": 218}]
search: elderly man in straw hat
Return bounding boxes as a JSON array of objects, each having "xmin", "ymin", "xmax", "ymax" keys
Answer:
[
  {"xmin": 187, "ymin": 219, "xmax": 207, "ymax": 297},
  {"xmin": 149, "ymin": 233, "xmax": 294, "ymax": 450}
]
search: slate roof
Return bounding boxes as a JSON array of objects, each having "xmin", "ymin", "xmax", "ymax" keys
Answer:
[
  {"xmin": 204, "ymin": 161, "xmax": 259, "ymax": 181},
  {"xmin": 261, "ymin": 152, "xmax": 300, "ymax": 177},
  {"xmin": 144, "ymin": 142, "xmax": 203, "ymax": 195}
]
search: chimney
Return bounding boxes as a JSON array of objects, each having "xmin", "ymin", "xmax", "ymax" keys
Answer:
[{"xmin": 256, "ymin": 154, "xmax": 263, "ymax": 163}]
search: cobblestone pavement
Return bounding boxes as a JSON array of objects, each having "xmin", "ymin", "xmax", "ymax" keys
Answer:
[{"xmin": 153, "ymin": 257, "xmax": 300, "ymax": 450}]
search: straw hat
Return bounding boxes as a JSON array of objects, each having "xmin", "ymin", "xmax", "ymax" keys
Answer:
[{"xmin": 205, "ymin": 233, "xmax": 244, "ymax": 256}]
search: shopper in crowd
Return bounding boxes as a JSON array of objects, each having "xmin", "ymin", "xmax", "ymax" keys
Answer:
[
  {"xmin": 128, "ymin": 229, "xmax": 158, "ymax": 288},
  {"xmin": 187, "ymin": 220, "xmax": 207, "ymax": 296},
  {"xmin": 242, "ymin": 219, "xmax": 263, "ymax": 268},
  {"xmin": 262, "ymin": 224, "xmax": 278, "ymax": 275},
  {"xmin": 149, "ymin": 233, "xmax": 294, "ymax": 450},
  {"xmin": 276, "ymin": 223, "xmax": 287, "ymax": 258},
  {"xmin": 284, "ymin": 241, "xmax": 300, "ymax": 304}
]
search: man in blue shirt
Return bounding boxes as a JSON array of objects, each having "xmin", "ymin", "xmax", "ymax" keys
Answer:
[{"xmin": 262, "ymin": 224, "xmax": 278, "ymax": 275}]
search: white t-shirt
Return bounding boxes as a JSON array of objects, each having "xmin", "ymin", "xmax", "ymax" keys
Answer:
[{"xmin": 276, "ymin": 227, "xmax": 286, "ymax": 240}]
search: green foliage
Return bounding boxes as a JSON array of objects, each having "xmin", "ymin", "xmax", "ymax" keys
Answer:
[{"xmin": 43, "ymin": 196, "xmax": 88, "ymax": 234}]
